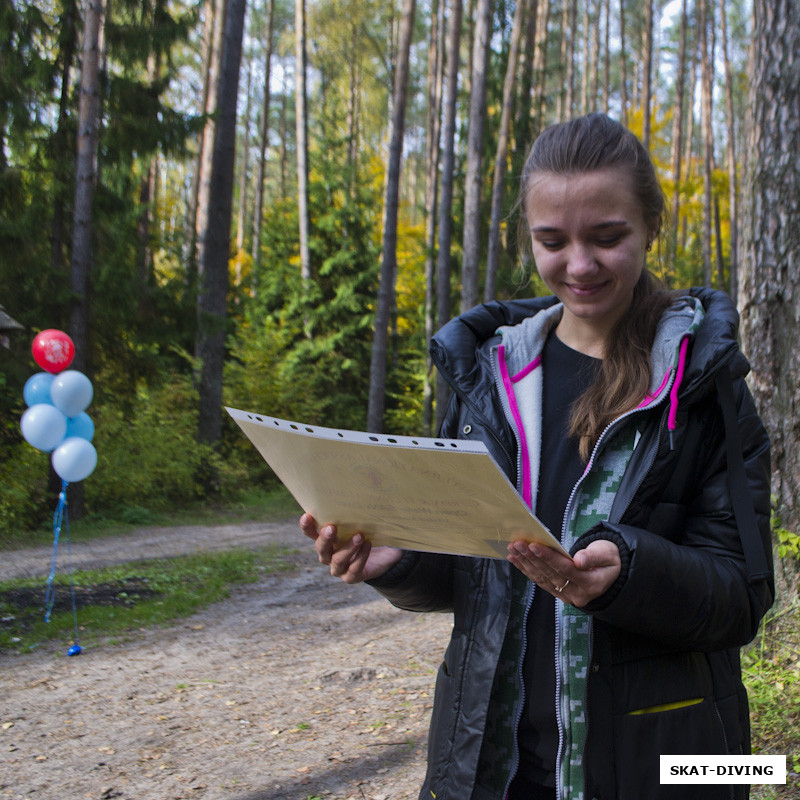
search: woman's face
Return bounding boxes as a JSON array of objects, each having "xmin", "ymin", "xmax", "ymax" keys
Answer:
[{"xmin": 524, "ymin": 167, "xmax": 655, "ymax": 356}]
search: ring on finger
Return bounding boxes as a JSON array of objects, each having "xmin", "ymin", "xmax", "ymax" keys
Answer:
[{"xmin": 554, "ymin": 579, "xmax": 570, "ymax": 593}]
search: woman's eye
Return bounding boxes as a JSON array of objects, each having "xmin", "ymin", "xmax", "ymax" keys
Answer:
[
  {"xmin": 538, "ymin": 240, "xmax": 563, "ymax": 250},
  {"xmin": 596, "ymin": 235, "xmax": 621, "ymax": 246}
]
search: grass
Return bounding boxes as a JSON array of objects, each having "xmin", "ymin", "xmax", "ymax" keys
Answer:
[
  {"xmin": 0, "ymin": 484, "xmax": 302, "ymax": 551},
  {"xmin": 0, "ymin": 544, "xmax": 299, "ymax": 654},
  {"xmin": 743, "ymin": 603, "xmax": 800, "ymax": 799}
]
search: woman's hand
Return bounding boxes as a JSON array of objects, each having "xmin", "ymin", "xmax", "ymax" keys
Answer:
[
  {"xmin": 300, "ymin": 514, "xmax": 403, "ymax": 584},
  {"xmin": 507, "ymin": 538, "xmax": 621, "ymax": 607}
]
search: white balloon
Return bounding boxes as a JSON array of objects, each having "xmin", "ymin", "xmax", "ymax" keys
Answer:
[
  {"xmin": 51, "ymin": 370, "xmax": 93, "ymax": 418},
  {"xmin": 51, "ymin": 437, "xmax": 98, "ymax": 483},
  {"xmin": 20, "ymin": 404, "xmax": 67, "ymax": 452}
]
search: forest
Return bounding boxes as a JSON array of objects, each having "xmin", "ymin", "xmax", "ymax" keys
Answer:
[{"xmin": 0, "ymin": 0, "xmax": 798, "ymax": 564}]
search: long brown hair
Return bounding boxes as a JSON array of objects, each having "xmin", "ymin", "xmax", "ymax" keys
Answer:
[{"xmin": 518, "ymin": 113, "xmax": 674, "ymax": 460}]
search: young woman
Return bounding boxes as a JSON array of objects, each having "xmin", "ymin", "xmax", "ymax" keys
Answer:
[{"xmin": 300, "ymin": 113, "xmax": 774, "ymax": 800}]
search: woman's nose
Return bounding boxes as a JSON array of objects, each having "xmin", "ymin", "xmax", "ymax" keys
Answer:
[{"xmin": 566, "ymin": 244, "xmax": 599, "ymax": 276}]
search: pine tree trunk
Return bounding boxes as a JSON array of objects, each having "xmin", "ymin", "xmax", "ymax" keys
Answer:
[
  {"xmin": 69, "ymin": 0, "xmax": 105, "ymax": 370},
  {"xmin": 423, "ymin": 0, "xmax": 445, "ymax": 436},
  {"xmin": 699, "ymin": 0, "xmax": 714, "ymax": 287},
  {"xmin": 50, "ymin": 0, "xmax": 78, "ymax": 277},
  {"xmin": 719, "ymin": 0, "xmax": 738, "ymax": 302},
  {"xmin": 602, "ymin": 0, "xmax": 610, "ymax": 113},
  {"xmin": 251, "ymin": 0, "xmax": 274, "ymax": 278},
  {"xmin": 640, "ymin": 0, "xmax": 654, "ymax": 149},
  {"xmin": 740, "ymin": 0, "xmax": 800, "ymax": 605},
  {"xmin": 366, "ymin": 0, "xmax": 416, "ymax": 433},
  {"xmin": 295, "ymin": 0, "xmax": 311, "ymax": 284},
  {"xmin": 668, "ymin": 0, "xmax": 688, "ymax": 272},
  {"xmin": 235, "ymin": 62, "xmax": 252, "ymax": 258},
  {"xmin": 196, "ymin": 0, "xmax": 247, "ymax": 461},
  {"xmin": 485, "ymin": 0, "xmax": 525, "ymax": 301},
  {"xmin": 460, "ymin": 0, "xmax": 493, "ymax": 313},
  {"xmin": 590, "ymin": 0, "xmax": 600, "ymax": 107},
  {"xmin": 619, "ymin": 0, "xmax": 628, "ymax": 124},
  {"xmin": 435, "ymin": 0, "xmax": 462, "ymax": 431},
  {"xmin": 194, "ymin": 0, "xmax": 227, "ymax": 281}
]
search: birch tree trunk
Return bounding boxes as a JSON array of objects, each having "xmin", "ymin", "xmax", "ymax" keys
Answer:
[
  {"xmin": 366, "ymin": 0, "xmax": 416, "ymax": 432},
  {"xmin": 740, "ymin": 0, "xmax": 800, "ymax": 604},
  {"xmin": 460, "ymin": 0, "xmax": 493, "ymax": 312}
]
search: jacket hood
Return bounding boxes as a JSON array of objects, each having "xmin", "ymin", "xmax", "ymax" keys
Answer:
[{"xmin": 430, "ymin": 287, "xmax": 749, "ymax": 403}]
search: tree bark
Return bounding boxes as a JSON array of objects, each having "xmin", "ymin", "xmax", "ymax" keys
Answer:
[
  {"xmin": 295, "ymin": 0, "xmax": 311, "ymax": 283},
  {"xmin": 196, "ymin": 0, "xmax": 247, "ymax": 457},
  {"xmin": 69, "ymin": 0, "xmax": 105, "ymax": 371},
  {"xmin": 194, "ymin": 0, "xmax": 227, "ymax": 281},
  {"xmin": 640, "ymin": 0, "xmax": 654, "ymax": 150},
  {"xmin": 698, "ymin": 0, "xmax": 714, "ymax": 287},
  {"xmin": 485, "ymin": 0, "xmax": 525, "ymax": 301},
  {"xmin": 668, "ymin": 0, "xmax": 688, "ymax": 274},
  {"xmin": 366, "ymin": 0, "xmax": 416, "ymax": 432},
  {"xmin": 739, "ymin": 0, "xmax": 800, "ymax": 604},
  {"xmin": 235, "ymin": 61, "xmax": 253, "ymax": 259},
  {"xmin": 435, "ymin": 0, "xmax": 462, "ymax": 431},
  {"xmin": 250, "ymin": 0, "xmax": 275, "ymax": 279},
  {"xmin": 50, "ymin": 0, "xmax": 78, "ymax": 277},
  {"xmin": 719, "ymin": 0, "xmax": 738, "ymax": 302},
  {"xmin": 619, "ymin": 0, "xmax": 628, "ymax": 124},
  {"xmin": 423, "ymin": 0, "xmax": 445, "ymax": 436},
  {"xmin": 460, "ymin": 0, "xmax": 493, "ymax": 312}
]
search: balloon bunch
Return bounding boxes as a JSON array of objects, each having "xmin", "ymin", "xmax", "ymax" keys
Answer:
[
  {"xmin": 21, "ymin": 330, "xmax": 97, "ymax": 483},
  {"xmin": 19, "ymin": 329, "xmax": 97, "ymax": 656}
]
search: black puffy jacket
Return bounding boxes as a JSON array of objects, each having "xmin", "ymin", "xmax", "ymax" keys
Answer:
[{"xmin": 369, "ymin": 288, "xmax": 774, "ymax": 800}]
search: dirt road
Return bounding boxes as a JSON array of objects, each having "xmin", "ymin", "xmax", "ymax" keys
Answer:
[{"xmin": 0, "ymin": 521, "xmax": 452, "ymax": 800}]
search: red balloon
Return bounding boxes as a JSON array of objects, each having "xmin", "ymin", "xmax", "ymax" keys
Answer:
[{"xmin": 32, "ymin": 329, "xmax": 75, "ymax": 374}]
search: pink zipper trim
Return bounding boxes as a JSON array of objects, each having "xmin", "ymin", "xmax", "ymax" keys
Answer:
[
  {"xmin": 668, "ymin": 336, "xmax": 690, "ymax": 436},
  {"xmin": 637, "ymin": 370, "xmax": 671, "ymax": 409},
  {"xmin": 498, "ymin": 345, "xmax": 540, "ymax": 509},
  {"xmin": 512, "ymin": 354, "xmax": 542, "ymax": 382}
]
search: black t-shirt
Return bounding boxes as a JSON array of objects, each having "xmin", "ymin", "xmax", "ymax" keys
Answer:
[{"xmin": 515, "ymin": 331, "xmax": 601, "ymax": 788}]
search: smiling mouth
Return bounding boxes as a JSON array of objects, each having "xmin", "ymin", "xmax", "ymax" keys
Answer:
[{"xmin": 566, "ymin": 282, "xmax": 608, "ymax": 296}]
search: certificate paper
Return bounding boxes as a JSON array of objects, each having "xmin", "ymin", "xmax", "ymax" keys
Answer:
[{"xmin": 227, "ymin": 408, "xmax": 567, "ymax": 559}]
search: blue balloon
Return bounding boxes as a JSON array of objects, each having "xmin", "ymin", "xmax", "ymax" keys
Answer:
[
  {"xmin": 20, "ymin": 404, "xmax": 67, "ymax": 452},
  {"xmin": 51, "ymin": 370, "xmax": 93, "ymax": 418},
  {"xmin": 23, "ymin": 372, "xmax": 55, "ymax": 407},
  {"xmin": 66, "ymin": 412, "xmax": 95, "ymax": 442},
  {"xmin": 51, "ymin": 437, "xmax": 97, "ymax": 483}
]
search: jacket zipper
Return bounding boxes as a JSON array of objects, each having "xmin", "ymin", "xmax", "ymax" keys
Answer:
[
  {"xmin": 554, "ymin": 367, "xmax": 677, "ymax": 800},
  {"xmin": 429, "ymin": 341, "xmax": 518, "ymax": 481}
]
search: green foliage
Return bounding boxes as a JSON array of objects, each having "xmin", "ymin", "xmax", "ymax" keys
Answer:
[
  {"xmin": 0, "ymin": 545, "xmax": 298, "ymax": 652},
  {"xmin": 87, "ymin": 372, "xmax": 246, "ymax": 513},
  {"xmin": 776, "ymin": 528, "xmax": 800, "ymax": 561},
  {"xmin": 0, "ymin": 443, "xmax": 53, "ymax": 536},
  {"xmin": 231, "ymin": 125, "xmax": 383, "ymax": 431},
  {"xmin": 771, "ymin": 504, "xmax": 800, "ymax": 562},
  {"xmin": 743, "ymin": 606, "xmax": 800, "ymax": 798}
]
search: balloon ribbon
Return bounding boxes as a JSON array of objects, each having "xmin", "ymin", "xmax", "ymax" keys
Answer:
[{"xmin": 44, "ymin": 480, "xmax": 82, "ymax": 655}]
